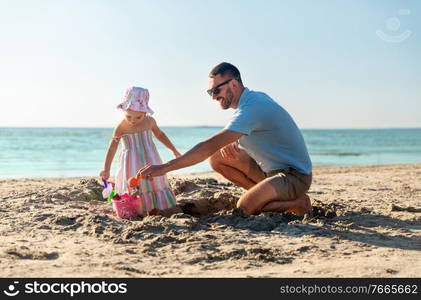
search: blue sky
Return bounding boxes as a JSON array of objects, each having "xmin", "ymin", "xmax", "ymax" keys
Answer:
[{"xmin": 0, "ymin": 0, "xmax": 420, "ymax": 128}]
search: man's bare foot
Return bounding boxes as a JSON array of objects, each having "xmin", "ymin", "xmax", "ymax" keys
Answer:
[{"xmin": 284, "ymin": 194, "xmax": 313, "ymax": 216}]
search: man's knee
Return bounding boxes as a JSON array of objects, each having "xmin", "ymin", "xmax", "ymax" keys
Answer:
[
  {"xmin": 236, "ymin": 201, "xmax": 255, "ymax": 216},
  {"xmin": 236, "ymin": 180, "xmax": 281, "ymax": 215},
  {"xmin": 236, "ymin": 195, "xmax": 257, "ymax": 216},
  {"xmin": 209, "ymin": 152, "xmax": 223, "ymax": 172}
]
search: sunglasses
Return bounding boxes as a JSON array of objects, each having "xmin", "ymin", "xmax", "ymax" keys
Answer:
[{"xmin": 207, "ymin": 78, "xmax": 233, "ymax": 97}]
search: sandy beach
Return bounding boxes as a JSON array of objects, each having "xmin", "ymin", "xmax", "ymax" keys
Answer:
[{"xmin": 0, "ymin": 164, "xmax": 420, "ymax": 277}]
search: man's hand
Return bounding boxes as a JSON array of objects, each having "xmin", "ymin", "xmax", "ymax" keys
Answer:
[
  {"xmin": 220, "ymin": 142, "xmax": 240, "ymax": 159},
  {"xmin": 137, "ymin": 164, "xmax": 169, "ymax": 179}
]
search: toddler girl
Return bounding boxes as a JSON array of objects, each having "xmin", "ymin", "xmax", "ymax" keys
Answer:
[{"xmin": 100, "ymin": 86, "xmax": 180, "ymax": 215}]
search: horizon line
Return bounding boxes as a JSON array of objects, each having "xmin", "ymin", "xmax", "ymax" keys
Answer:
[{"xmin": 1, "ymin": 126, "xmax": 421, "ymax": 130}]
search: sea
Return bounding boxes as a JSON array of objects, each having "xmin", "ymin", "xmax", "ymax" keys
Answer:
[{"xmin": 1, "ymin": 127, "xmax": 421, "ymax": 179}]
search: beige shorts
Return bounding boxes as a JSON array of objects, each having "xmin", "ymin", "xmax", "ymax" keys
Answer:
[{"xmin": 248, "ymin": 162, "xmax": 312, "ymax": 201}]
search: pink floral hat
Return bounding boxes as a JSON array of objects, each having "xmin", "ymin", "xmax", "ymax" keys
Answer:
[{"xmin": 117, "ymin": 86, "xmax": 154, "ymax": 114}]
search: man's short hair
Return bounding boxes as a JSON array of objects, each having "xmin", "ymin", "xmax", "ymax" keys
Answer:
[{"xmin": 209, "ymin": 62, "xmax": 243, "ymax": 85}]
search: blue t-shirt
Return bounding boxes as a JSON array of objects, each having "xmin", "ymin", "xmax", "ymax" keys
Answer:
[{"xmin": 225, "ymin": 88, "xmax": 312, "ymax": 174}]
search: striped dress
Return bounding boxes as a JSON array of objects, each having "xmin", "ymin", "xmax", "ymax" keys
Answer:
[{"xmin": 115, "ymin": 130, "xmax": 176, "ymax": 215}]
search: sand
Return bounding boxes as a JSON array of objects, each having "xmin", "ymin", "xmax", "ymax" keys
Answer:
[{"xmin": 0, "ymin": 164, "xmax": 420, "ymax": 277}]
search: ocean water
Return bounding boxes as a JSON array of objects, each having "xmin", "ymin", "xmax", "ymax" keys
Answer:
[{"xmin": 0, "ymin": 127, "xmax": 420, "ymax": 179}]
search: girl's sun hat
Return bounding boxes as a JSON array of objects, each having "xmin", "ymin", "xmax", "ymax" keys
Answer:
[{"xmin": 117, "ymin": 86, "xmax": 154, "ymax": 114}]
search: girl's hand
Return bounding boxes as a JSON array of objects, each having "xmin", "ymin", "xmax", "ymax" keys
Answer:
[
  {"xmin": 99, "ymin": 170, "xmax": 110, "ymax": 180},
  {"xmin": 173, "ymin": 150, "xmax": 181, "ymax": 158}
]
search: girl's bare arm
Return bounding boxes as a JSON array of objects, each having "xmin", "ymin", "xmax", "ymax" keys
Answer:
[
  {"xmin": 100, "ymin": 125, "xmax": 123, "ymax": 179},
  {"xmin": 150, "ymin": 117, "xmax": 181, "ymax": 157}
]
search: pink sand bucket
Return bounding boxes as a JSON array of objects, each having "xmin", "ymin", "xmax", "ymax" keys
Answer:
[{"xmin": 112, "ymin": 194, "xmax": 140, "ymax": 219}]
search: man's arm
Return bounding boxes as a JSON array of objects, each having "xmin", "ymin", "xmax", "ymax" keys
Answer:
[{"xmin": 138, "ymin": 129, "xmax": 243, "ymax": 177}]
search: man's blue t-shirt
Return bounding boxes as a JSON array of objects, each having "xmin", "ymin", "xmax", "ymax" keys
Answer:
[{"xmin": 224, "ymin": 88, "xmax": 312, "ymax": 175}]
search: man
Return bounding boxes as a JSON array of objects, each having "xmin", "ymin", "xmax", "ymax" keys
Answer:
[{"xmin": 138, "ymin": 62, "xmax": 313, "ymax": 216}]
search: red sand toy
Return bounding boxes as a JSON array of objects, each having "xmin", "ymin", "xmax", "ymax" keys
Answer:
[{"xmin": 128, "ymin": 174, "xmax": 142, "ymax": 188}]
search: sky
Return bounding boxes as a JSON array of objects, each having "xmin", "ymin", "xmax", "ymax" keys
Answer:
[{"xmin": 0, "ymin": 0, "xmax": 420, "ymax": 129}]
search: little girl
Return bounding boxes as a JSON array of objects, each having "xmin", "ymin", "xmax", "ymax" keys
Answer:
[{"xmin": 100, "ymin": 86, "xmax": 180, "ymax": 215}]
